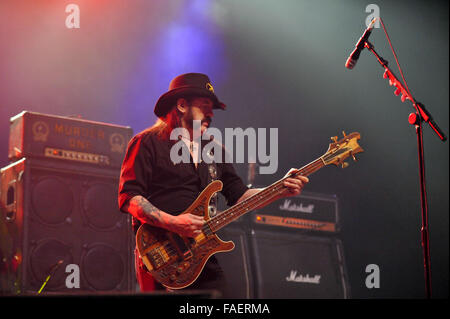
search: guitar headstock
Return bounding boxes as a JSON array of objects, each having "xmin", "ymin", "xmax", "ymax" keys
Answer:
[{"xmin": 322, "ymin": 131, "xmax": 364, "ymax": 168}]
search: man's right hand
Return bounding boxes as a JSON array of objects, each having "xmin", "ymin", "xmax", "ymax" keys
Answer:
[{"xmin": 169, "ymin": 213, "xmax": 205, "ymax": 238}]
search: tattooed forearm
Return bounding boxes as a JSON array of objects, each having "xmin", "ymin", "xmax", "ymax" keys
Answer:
[
  {"xmin": 136, "ymin": 196, "xmax": 161, "ymax": 224},
  {"xmin": 123, "ymin": 195, "xmax": 205, "ymax": 237},
  {"xmin": 124, "ymin": 195, "xmax": 174, "ymax": 230}
]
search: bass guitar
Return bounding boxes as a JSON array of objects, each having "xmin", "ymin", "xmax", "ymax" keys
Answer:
[{"xmin": 136, "ymin": 131, "xmax": 363, "ymax": 289}]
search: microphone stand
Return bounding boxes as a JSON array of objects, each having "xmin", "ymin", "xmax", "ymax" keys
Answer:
[{"xmin": 363, "ymin": 40, "xmax": 447, "ymax": 299}]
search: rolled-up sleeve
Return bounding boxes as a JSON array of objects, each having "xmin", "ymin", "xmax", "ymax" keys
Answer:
[{"xmin": 118, "ymin": 134, "xmax": 152, "ymax": 213}]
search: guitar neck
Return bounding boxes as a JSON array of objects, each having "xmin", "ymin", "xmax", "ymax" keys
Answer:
[{"xmin": 206, "ymin": 156, "xmax": 326, "ymax": 233}]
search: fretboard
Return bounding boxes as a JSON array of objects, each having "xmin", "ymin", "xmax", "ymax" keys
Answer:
[{"xmin": 206, "ymin": 156, "xmax": 327, "ymax": 233}]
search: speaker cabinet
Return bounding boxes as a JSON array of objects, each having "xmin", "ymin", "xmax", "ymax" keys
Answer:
[
  {"xmin": 250, "ymin": 229, "xmax": 350, "ymax": 299},
  {"xmin": 0, "ymin": 158, "xmax": 134, "ymax": 295},
  {"xmin": 216, "ymin": 226, "xmax": 253, "ymax": 298}
]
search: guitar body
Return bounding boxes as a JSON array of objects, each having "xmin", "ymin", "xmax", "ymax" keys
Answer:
[{"xmin": 136, "ymin": 180, "xmax": 234, "ymax": 289}]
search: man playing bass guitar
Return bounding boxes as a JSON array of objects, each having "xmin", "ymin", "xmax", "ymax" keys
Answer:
[{"xmin": 118, "ymin": 73, "xmax": 308, "ymax": 295}]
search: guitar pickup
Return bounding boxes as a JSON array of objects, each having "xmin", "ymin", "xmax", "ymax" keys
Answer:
[{"xmin": 168, "ymin": 233, "xmax": 193, "ymax": 259}]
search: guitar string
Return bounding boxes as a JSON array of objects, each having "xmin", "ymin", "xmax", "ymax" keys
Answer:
[
  {"xmin": 159, "ymin": 161, "xmax": 326, "ymax": 262},
  {"xmin": 149, "ymin": 243, "xmax": 177, "ymax": 263},
  {"xmin": 149, "ymin": 241, "xmax": 185, "ymax": 262},
  {"xmin": 148, "ymin": 147, "xmax": 350, "ymax": 264},
  {"xmin": 152, "ymin": 234, "xmax": 212, "ymax": 262},
  {"xmin": 149, "ymin": 227, "xmax": 216, "ymax": 264},
  {"xmin": 206, "ymin": 158, "xmax": 325, "ymax": 232},
  {"xmin": 206, "ymin": 147, "xmax": 350, "ymax": 232},
  {"xmin": 207, "ymin": 163, "xmax": 321, "ymax": 231},
  {"xmin": 151, "ymin": 234, "xmax": 210, "ymax": 262}
]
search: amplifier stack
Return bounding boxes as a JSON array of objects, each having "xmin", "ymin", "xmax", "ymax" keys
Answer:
[
  {"xmin": 216, "ymin": 190, "xmax": 350, "ymax": 299},
  {"xmin": 0, "ymin": 111, "xmax": 135, "ymax": 295}
]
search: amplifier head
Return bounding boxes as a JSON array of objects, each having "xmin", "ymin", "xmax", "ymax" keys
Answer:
[
  {"xmin": 251, "ymin": 191, "xmax": 340, "ymax": 233},
  {"xmin": 9, "ymin": 111, "xmax": 133, "ymax": 169}
]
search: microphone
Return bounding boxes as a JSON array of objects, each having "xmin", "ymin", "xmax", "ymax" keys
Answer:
[{"xmin": 345, "ymin": 18, "xmax": 377, "ymax": 69}]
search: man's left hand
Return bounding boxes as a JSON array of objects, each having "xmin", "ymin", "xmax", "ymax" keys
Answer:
[{"xmin": 282, "ymin": 168, "xmax": 309, "ymax": 197}]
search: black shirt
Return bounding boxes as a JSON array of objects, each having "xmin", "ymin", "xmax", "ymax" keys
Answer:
[{"xmin": 118, "ymin": 127, "xmax": 249, "ymax": 233}]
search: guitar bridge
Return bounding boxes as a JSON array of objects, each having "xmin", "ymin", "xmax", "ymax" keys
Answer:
[{"xmin": 147, "ymin": 246, "xmax": 170, "ymax": 269}]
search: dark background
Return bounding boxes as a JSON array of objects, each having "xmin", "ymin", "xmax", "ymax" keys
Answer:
[{"xmin": 0, "ymin": 0, "xmax": 448, "ymax": 298}]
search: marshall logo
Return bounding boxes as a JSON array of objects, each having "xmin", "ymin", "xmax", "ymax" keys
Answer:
[
  {"xmin": 286, "ymin": 270, "xmax": 321, "ymax": 284},
  {"xmin": 279, "ymin": 199, "xmax": 314, "ymax": 214}
]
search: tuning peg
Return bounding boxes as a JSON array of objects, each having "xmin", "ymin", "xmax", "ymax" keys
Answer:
[
  {"xmin": 331, "ymin": 136, "xmax": 338, "ymax": 143},
  {"xmin": 341, "ymin": 162, "xmax": 349, "ymax": 169}
]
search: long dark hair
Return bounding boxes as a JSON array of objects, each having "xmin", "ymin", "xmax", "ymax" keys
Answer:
[{"xmin": 147, "ymin": 96, "xmax": 195, "ymax": 140}]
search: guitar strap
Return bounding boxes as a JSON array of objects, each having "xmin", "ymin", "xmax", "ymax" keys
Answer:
[
  {"xmin": 190, "ymin": 137, "xmax": 219, "ymax": 218},
  {"xmin": 206, "ymin": 149, "xmax": 219, "ymax": 218}
]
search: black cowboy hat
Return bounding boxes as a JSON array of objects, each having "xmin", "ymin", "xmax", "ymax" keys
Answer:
[{"xmin": 154, "ymin": 73, "xmax": 226, "ymax": 118}]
